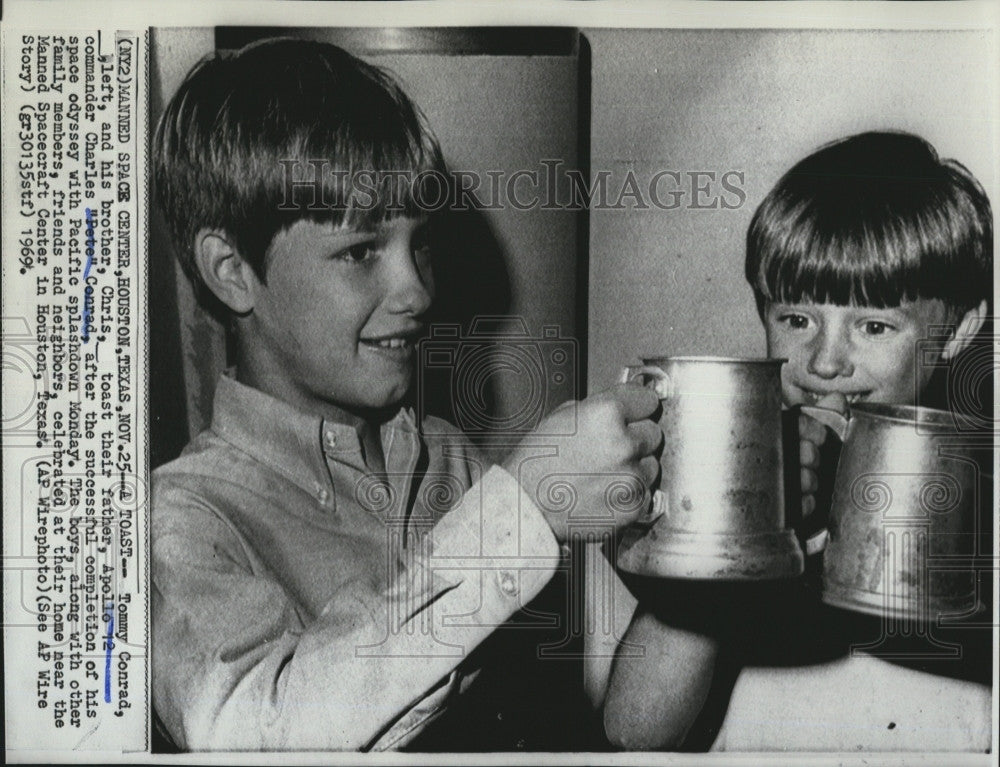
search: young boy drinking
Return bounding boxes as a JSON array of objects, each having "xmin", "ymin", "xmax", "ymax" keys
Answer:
[
  {"xmin": 597, "ymin": 131, "xmax": 993, "ymax": 752},
  {"xmin": 150, "ymin": 38, "xmax": 665, "ymax": 751}
]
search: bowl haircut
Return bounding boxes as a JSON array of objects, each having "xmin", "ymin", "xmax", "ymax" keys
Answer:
[
  {"xmin": 745, "ymin": 131, "xmax": 993, "ymax": 319},
  {"xmin": 153, "ymin": 37, "xmax": 446, "ymax": 310}
]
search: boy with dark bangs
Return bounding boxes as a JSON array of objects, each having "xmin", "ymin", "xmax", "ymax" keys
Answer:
[
  {"xmin": 150, "ymin": 38, "xmax": 667, "ymax": 751},
  {"xmin": 748, "ymin": 131, "xmax": 990, "ymax": 414},
  {"xmin": 599, "ymin": 131, "xmax": 993, "ymax": 752}
]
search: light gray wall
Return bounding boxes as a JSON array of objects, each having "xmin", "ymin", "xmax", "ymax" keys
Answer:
[
  {"xmin": 151, "ymin": 28, "xmax": 997, "ymax": 423},
  {"xmin": 584, "ymin": 29, "xmax": 997, "ymax": 392}
]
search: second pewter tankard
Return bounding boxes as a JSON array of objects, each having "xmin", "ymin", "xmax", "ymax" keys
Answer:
[
  {"xmin": 802, "ymin": 402, "xmax": 982, "ymax": 621},
  {"xmin": 617, "ymin": 356, "xmax": 804, "ymax": 580}
]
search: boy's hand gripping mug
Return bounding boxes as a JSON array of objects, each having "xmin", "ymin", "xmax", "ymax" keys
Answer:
[
  {"xmin": 617, "ymin": 357, "xmax": 805, "ymax": 580},
  {"xmin": 801, "ymin": 403, "xmax": 981, "ymax": 621}
]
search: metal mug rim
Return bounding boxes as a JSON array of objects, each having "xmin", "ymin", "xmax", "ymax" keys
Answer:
[
  {"xmin": 639, "ymin": 355, "xmax": 787, "ymax": 365},
  {"xmin": 850, "ymin": 401, "xmax": 959, "ymax": 430}
]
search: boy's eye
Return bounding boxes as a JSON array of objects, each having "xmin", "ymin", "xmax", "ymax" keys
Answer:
[
  {"xmin": 861, "ymin": 320, "xmax": 894, "ymax": 337},
  {"xmin": 335, "ymin": 243, "xmax": 377, "ymax": 263},
  {"xmin": 779, "ymin": 314, "xmax": 811, "ymax": 330}
]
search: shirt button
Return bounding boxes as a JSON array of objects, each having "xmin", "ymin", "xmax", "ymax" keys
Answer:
[
  {"xmin": 317, "ymin": 488, "xmax": 330, "ymax": 503},
  {"xmin": 324, "ymin": 431, "xmax": 338, "ymax": 449},
  {"xmin": 497, "ymin": 571, "xmax": 519, "ymax": 597}
]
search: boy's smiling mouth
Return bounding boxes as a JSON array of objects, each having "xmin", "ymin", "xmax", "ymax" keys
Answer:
[
  {"xmin": 359, "ymin": 327, "xmax": 423, "ymax": 357},
  {"xmin": 797, "ymin": 386, "xmax": 872, "ymax": 406},
  {"xmin": 369, "ymin": 338, "xmax": 411, "ymax": 349}
]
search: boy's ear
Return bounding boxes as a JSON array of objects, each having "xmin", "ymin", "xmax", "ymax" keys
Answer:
[
  {"xmin": 942, "ymin": 299, "xmax": 988, "ymax": 361},
  {"xmin": 192, "ymin": 229, "xmax": 260, "ymax": 315}
]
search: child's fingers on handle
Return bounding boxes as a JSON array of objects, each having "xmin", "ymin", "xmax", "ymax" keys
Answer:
[
  {"xmin": 801, "ymin": 493, "xmax": 817, "ymax": 519},
  {"xmin": 638, "ymin": 455, "xmax": 661, "ymax": 489},
  {"xmin": 608, "ymin": 383, "xmax": 661, "ymax": 422},
  {"xmin": 798, "ymin": 412, "xmax": 829, "ymax": 448},
  {"xmin": 800, "ymin": 466, "xmax": 818, "ymax": 494},
  {"xmin": 628, "ymin": 419, "xmax": 664, "ymax": 457},
  {"xmin": 799, "ymin": 437, "xmax": 819, "ymax": 469}
]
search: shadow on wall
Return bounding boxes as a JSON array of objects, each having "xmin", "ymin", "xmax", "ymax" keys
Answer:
[{"xmin": 418, "ymin": 205, "xmax": 512, "ymax": 432}]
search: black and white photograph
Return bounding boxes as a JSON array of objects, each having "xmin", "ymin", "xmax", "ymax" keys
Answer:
[{"xmin": 2, "ymin": 1, "xmax": 998, "ymax": 763}]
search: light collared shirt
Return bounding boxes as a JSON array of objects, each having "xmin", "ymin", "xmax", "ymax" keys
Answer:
[{"xmin": 152, "ymin": 375, "xmax": 560, "ymax": 751}]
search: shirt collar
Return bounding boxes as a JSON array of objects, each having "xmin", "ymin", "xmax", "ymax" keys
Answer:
[{"xmin": 210, "ymin": 373, "xmax": 419, "ymax": 507}]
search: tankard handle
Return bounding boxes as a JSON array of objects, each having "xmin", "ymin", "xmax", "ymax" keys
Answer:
[
  {"xmin": 616, "ymin": 365, "xmax": 669, "ymax": 523},
  {"xmin": 618, "ymin": 364, "xmax": 674, "ymax": 400},
  {"xmin": 800, "ymin": 405, "xmax": 849, "ymax": 441}
]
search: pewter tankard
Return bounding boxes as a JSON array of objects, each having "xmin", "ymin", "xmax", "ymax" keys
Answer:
[
  {"xmin": 617, "ymin": 356, "xmax": 804, "ymax": 580},
  {"xmin": 805, "ymin": 403, "xmax": 981, "ymax": 620}
]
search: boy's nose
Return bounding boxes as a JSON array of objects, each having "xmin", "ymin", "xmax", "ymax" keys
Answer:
[
  {"xmin": 807, "ymin": 328, "xmax": 854, "ymax": 378},
  {"xmin": 386, "ymin": 253, "xmax": 433, "ymax": 316}
]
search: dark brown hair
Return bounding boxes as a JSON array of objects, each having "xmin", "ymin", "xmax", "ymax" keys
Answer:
[
  {"xmin": 154, "ymin": 37, "xmax": 445, "ymax": 308},
  {"xmin": 746, "ymin": 131, "xmax": 992, "ymax": 318}
]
